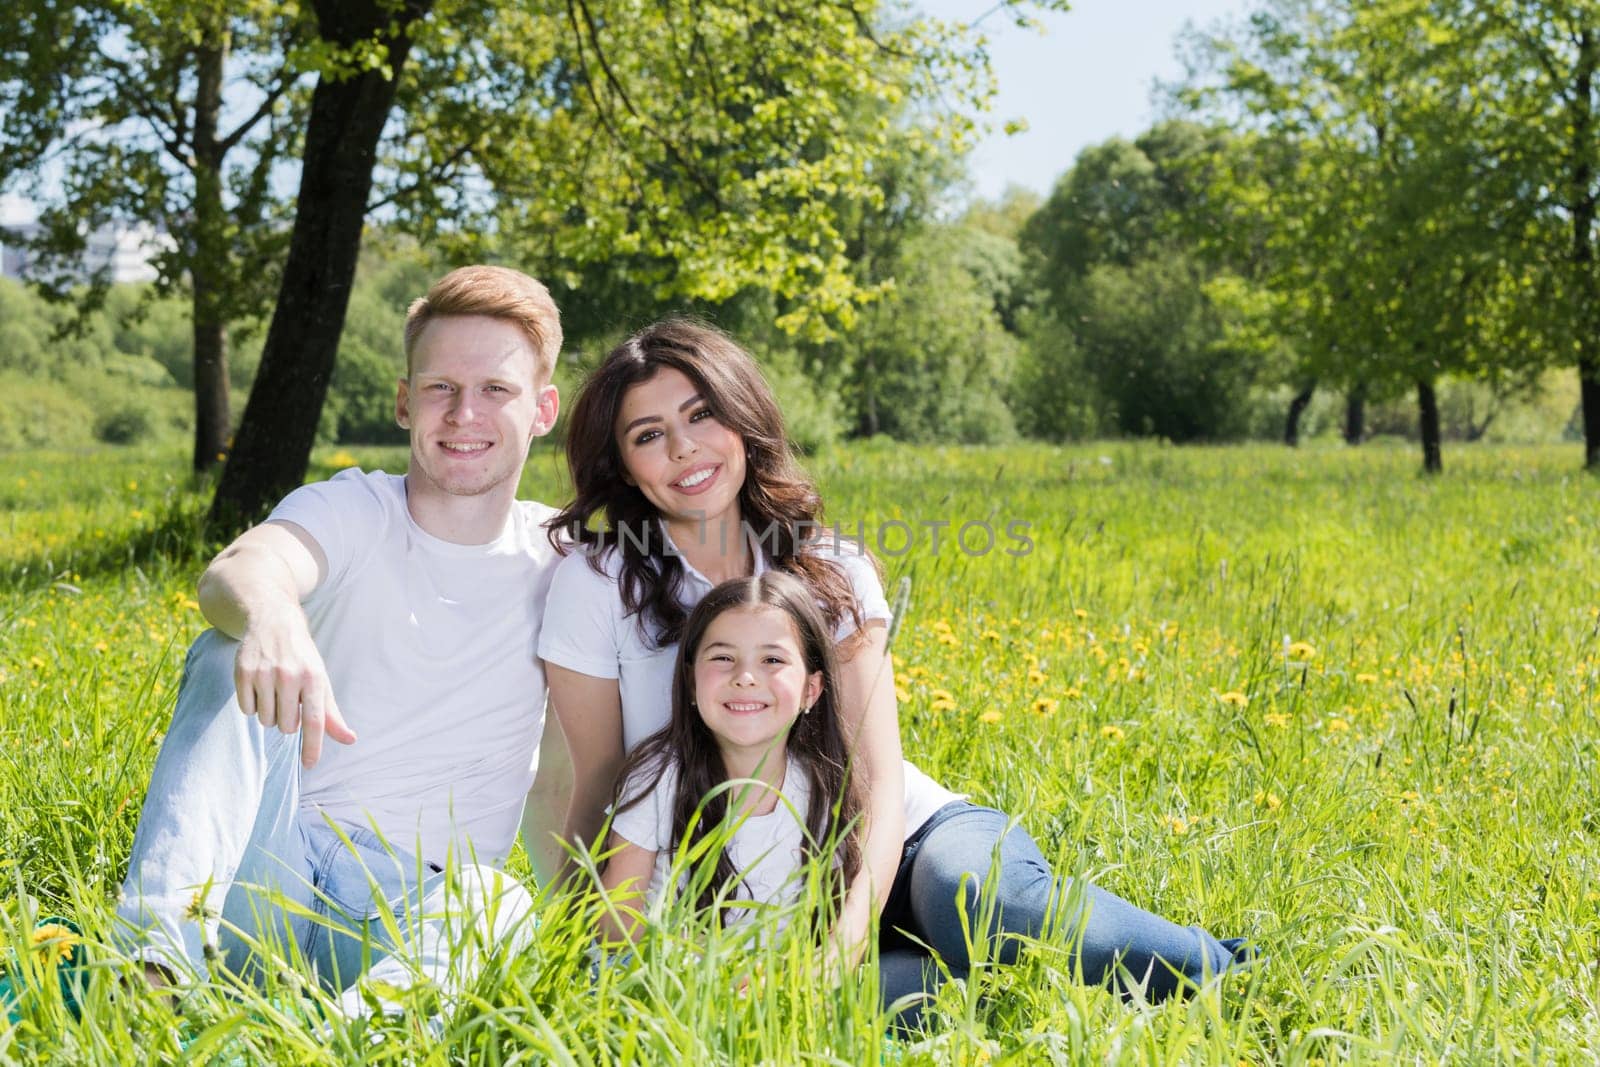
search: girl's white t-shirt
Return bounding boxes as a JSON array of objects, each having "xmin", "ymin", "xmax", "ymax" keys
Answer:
[
  {"xmin": 609, "ymin": 754, "xmax": 815, "ymax": 918},
  {"xmin": 538, "ymin": 533, "xmax": 960, "ymax": 836}
]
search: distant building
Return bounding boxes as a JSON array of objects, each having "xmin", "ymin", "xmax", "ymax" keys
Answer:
[{"xmin": 0, "ymin": 219, "xmax": 167, "ymax": 285}]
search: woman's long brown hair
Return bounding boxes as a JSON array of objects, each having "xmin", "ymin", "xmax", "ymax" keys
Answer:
[
  {"xmin": 545, "ymin": 317, "xmax": 865, "ymax": 647},
  {"xmin": 611, "ymin": 572, "xmax": 864, "ymax": 919}
]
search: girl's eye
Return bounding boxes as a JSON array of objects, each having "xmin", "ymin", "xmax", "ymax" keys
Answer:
[
  {"xmin": 632, "ymin": 429, "xmax": 661, "ymax": 446},
  {"xmin": 763, "ymin": 656, "xmax": 787, "ymax": 665},
  {"xmin": 689, "ymin": 408, "xmax": 714, "ymax": 423}
]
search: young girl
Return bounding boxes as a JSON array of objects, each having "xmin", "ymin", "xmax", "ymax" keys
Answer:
[
  {"xmin": 538, "ymin": 319, "xmax": 1249, "ymax": 1029},
  {"xmin": 598, "ymin": 571, "xmax": 873, "ymax": 941}
]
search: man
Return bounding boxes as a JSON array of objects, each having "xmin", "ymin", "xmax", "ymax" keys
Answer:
[{"xmin": 117, "ymin": 266, "xmax": 563, "ymax": 1014}]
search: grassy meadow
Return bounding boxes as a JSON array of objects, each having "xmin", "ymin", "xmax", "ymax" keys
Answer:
[{"xmin": 1, "ymin": 440, "xmax": 1597, "ymax": 1063}]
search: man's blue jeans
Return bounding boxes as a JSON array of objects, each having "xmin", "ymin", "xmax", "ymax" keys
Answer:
[
  {"xmin": 879, "ymin": 802, "xmax": 1248, "ymax": 1029},
  {"xmin": 115, "ymin": 630, "xmax": 535, "ymax": 1015}
]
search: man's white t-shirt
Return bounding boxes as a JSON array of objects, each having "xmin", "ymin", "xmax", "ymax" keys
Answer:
[
  {"xmin": 538, "ymin": 533, "xmax": 960, "ymax": 836},
  {"xmin": 268, "ymin": 468, "xmax": 560, "ymax": 868}
]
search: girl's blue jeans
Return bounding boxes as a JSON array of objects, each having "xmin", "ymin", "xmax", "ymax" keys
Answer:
[{"xmin": 878, "ymin": 802, "xmax": 1248, "ymax": 1029}]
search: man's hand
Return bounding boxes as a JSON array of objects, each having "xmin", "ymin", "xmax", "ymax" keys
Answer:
[
  {"xmin": 197, "ymin": 519, "xmax": 353, "ymax": 769},
  {"xmin": 233, "ymin": 617, "xmax": 357, "ymax": 767}
]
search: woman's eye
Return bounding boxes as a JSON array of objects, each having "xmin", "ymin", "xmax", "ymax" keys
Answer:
[
  {"xmin": 689, "ymin": 408, "xmax": 713, "ymax": 423},
  {"xmin": 633, "ymin": 429, "xmax": 660, "ymax": 446}
]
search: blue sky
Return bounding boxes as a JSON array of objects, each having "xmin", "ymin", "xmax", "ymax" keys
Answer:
[{"xmin": 922, "ymin": 0, "xmax": 1250, "ymax": 201}]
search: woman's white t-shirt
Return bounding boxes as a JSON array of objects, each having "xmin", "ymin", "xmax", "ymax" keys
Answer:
[{"xmin": 537, "ymin": 533, "xmax": 959, "ymax": 836}]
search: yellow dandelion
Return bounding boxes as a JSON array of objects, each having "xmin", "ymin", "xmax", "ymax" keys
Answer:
[
  {"xmin": 981, "ymin": 629, "xmax": 1002, "ymax": 643},
  {"xmin": 181, "ymin": 598, "xmax": 200, "ymax": 612},
  {"xmin": 1028, "ymin": 669, "xmax": 1047, "ymax": 685},
  {"xmin": 937, "ymin": 632, "xmax": 959, "ymax": 648},
  {"xmin": 184, "ymin": 888, "xmax": 218, "ymax": 925},
  {"xmin": 1217, "ymin": 691, "xmax": 1249, "ymax": 708},
  {"xmin": 929, "ymin": 688, "xmax": 957, "ymax": 712},
  {"xmin": 328, "ymin": 449, "xmax": 360, "ymax": 468},
  {"xmin": 979, "ymin": 710, "xmax": 1003, "ymax": 725},
  {"xmin": 1064, "ymin": 686, "xmax": 1083, "ymax": 699},
  {"xmin": 1327, "ymin": 717, "xmax": 1350, "ymax": 732},
  {"xmin": 894, "ymin": 685, "xmax": 911, "ymax": 703},
  {"xmin": 1164, "ymin": 815, "xmax": 1190, "ymax": 836},
  {"xmin": 1132, "ymin": 641, "xmax": 1149, "ymax": 655},
  {"xmin": 1032, "ymin": 697, "xmax": 1059, "ymax": 716},
  {"xmin": 1099, "ymin": 724, "xmax": 1126, "ymax": 741},
  {"xmin": 29, "ymin": 656, "xmax": 46, "ymax": 670},
  {"xmin": 1073, "ymin": 608, "xmax": 1088, "ymax": 619},
  {"xmin": 1355, "ymin": 672, "xmax": 1379, "ymax": 684},
  {"xmin": 94, "ymin": 641, "xmax": 109, "ymax": 654},
  {"xmin": 1263, "ymin": 712, "xmax": 1291, "ymax": 728},
  {"xmin": 30, "ymin": 923, "xmax": 78, "ymax": 965},
  {"xmin": 1286, "ymin": 640, "xmax": 1317, "ymax": 660},
  {"xmin": 1252, "ymin": 790, "xmax": 1282, "ymax": 811},
  {"xmin": 126, "ymin": 480, "xmax": 138, "ymax": 492}
]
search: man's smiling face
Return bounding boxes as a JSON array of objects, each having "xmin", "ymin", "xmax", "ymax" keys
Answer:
[{"xmin": 396, "ymin": 315, "xmax": 557, "ymax": 505}]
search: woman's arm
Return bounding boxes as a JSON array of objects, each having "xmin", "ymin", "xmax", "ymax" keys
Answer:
[
  {"xmin": 829, "ymin": 618, "xmax": 905, "ymax": 967},
  {"xmin": 597, "ymin": 833, "xmax": 657, "ymax": 944},
  {"xmin": 539, "ymin": 663, "xmax": 627, "ymax": 886}
]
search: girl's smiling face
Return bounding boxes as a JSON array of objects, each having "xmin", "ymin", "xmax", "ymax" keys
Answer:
[
  {"xmin": 615, "ymin": 366, "xmax": 748, "ymax": 531},
  {"xmin": 692, "ymin": 605, "xmax": 822, "ymax": 759}
]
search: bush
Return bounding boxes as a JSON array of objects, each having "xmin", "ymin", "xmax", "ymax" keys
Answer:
[{"xmin": 93, "ymin": 405, "xmax": 153, "ymax": 444}]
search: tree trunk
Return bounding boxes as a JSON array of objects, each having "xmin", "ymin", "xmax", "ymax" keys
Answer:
[
  {"xmin": 210, "ymin": 0, "xmax": 434, "ymax": 528},
  {"xmin": 191, "ymin": 28, "xmax": 230, "ymax": 475},
  {"xmin": 1343, "ymin": 382, "xmax": 1367, "ymax": 445},
  {"xmin": 859, "ymin": 345, "xmax": 879, "ymax": 437},
  {"xmin": 1284, "ymin": 380, "xmax": 1316, "ymax": 446},
  {"xmin": 1570, "ymin": 28, "xmax": 1600, "ymax": 468},
  {"xmin": 1417, "ymin": 378, "xmax": 1442, "ymax": 474}
]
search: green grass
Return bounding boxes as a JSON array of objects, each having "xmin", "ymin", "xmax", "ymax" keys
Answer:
[{"xmin": 2, "ymin": 439, "xmax": 1598, "ymax": 1063}]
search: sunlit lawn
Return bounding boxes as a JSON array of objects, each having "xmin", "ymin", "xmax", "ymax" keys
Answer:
[{"xmin": 1, "ymin": 439, "xmax": 1597, "ymax": 1063}]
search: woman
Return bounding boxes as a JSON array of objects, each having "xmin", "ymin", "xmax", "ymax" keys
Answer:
[{"xmin": 537, "ymin": 319, "xmax": 1247, "ymax": 1028}]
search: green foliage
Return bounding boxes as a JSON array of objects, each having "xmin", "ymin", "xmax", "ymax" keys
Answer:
[{"xmin": 1020, "ymin": 125, "xmax": 1286, "ymax": 441}]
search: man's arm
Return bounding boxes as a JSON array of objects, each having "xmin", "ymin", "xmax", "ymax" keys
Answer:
[{"xmin": 196, "ymin": 519, "xmax": 356, "ymax": 767}]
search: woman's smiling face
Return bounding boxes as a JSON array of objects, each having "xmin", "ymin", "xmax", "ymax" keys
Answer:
[{"xmin": 615, "ymin": 366, "xmax": 748, "ymax": 531}]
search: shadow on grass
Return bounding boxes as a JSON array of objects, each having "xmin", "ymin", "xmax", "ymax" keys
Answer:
[{"xmin": 0, "ymin": 499, "xmax": 220, "ymax": 588}]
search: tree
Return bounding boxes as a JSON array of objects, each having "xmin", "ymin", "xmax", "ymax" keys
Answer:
[
  {"xmin": 1448, "ymin": 0, "xmax": 1600, "ymax": 467},
  {"xmin": 1183, "ymin": 0, "xmax": 1550, "ymax": 472},
  {"xmin": 1, "ymin": 1, "xmax": 308, "ymax": 474},
  {"xmin": 1019, "ymin": 122, "xmax": 1288, "ymax": 441},
  {"xmin": 5, "ymin": 0, "xmax": 1046, "ymax": 526},
  {"xmin": 231, "ymin": 0, "xmax": 1047, "ymax": 524}
]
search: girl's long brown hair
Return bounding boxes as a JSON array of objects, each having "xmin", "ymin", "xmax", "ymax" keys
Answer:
[
  {"xmin": 612, "ymin": 572, "xmax": 864, "ymax": 920},
  {"xmin": 546, "ymin": 317, "xmax": 864, "ymax": 647}
]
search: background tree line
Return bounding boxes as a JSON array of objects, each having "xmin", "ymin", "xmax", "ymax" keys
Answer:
[{"xmin": 2, "ymin": 0, "xmax": 1592, "ymax": 506}]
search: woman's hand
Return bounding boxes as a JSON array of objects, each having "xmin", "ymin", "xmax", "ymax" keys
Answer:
[
  {"xmin": 828, "ymin": 619, "xmax": 905, "ymax": 966},
  {"xmin": 537, "ymin": 663, "xmax": 627, "ymax": 886}
]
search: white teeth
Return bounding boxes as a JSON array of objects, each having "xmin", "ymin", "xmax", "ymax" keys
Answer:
[
  {"xmin": 676, "ymin": 467, "xmax": 714, "ymax": 488},
  {"xmin": 726, "ymin": 702, "xmax": 765, "ymax": 712},
  {"xmin": 442, "ymin": 442, "xmax": 490, "ymax": 454}
]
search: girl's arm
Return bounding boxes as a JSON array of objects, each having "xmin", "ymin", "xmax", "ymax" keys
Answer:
[
  {"xmin": 539, "ymin": 663, "xmax": 627, "ymax": 886},
  {"xmin": 597, "ymin": 832, "xmax": 657, "ymax": 944},
  {"xmin": 829, "ymin": 619, "xmax": 906, "ymax": 968}
]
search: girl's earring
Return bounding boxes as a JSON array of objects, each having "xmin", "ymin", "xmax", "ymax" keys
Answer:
[{"xmin": 800, "ymin": 704, "xmax": 812, "ymax": 715}]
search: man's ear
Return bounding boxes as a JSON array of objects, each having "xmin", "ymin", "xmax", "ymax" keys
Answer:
[
  {"xmin": 395, "ymin": 377, "xmax": 412, "ymax": 429},
  {"xmin": 532, "ymin": 384, "xmax": 560, "ymax": 437}
]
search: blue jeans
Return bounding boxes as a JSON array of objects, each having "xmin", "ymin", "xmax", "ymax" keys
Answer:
[
  {"xmin": 115, "ymin": 630, "xmax": 535, "ymax": 1015},
  {"xmin": 878, "ymin": 803, "xmax": 1248, "ymax": 1029}
]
